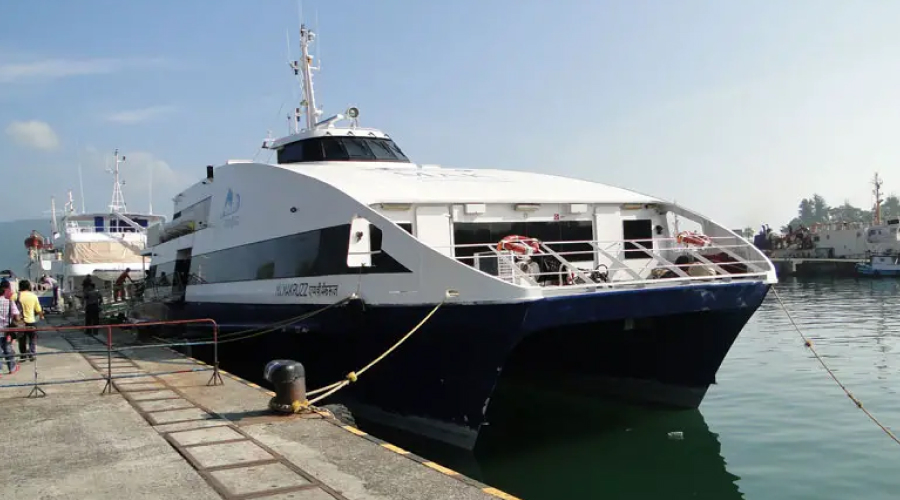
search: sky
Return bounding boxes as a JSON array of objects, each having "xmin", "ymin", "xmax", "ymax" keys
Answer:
[{"xmin": 2, "ymin": 0, "xmax": 900, "ymax": 229}]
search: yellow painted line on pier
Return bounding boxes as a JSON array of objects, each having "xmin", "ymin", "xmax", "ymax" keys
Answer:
[
  {"xmin": 380, "ymin": 443, "xmax": 409, "ymax": 455},
  {"xmin": 482, "ymin": 487, "xmax": 521, "ymax": 500},
  {"xmin": 246, "ymin": 382, "xmax": 261, "ymax": 389},
  {"xmin": 423, "ymin": 461, "xmax": 459, "ymax": 476},
  {"xmin": 264, "ymin": 390, "xmax": 276, "ymax": 396},
  {"xmin": 343, "ymin": 425, "xmax": 368, "ymax": 436}
]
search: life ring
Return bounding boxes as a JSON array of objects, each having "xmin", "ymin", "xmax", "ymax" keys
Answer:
[
  {"xmin": 676, "ymin": 231, "xmax": 711, "ymax": 247},
  {"xmin": 497, "ymin": 235, "xmax": 541, "ymax": 255},
  {"xmin": 24, "ymin": 235, "xmax": 44, "ymax": 250}
]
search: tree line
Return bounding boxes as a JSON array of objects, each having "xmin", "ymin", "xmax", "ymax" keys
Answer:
[{"xmin": 780, "ymin": 193, "xmax": 900, "ymax": 231}]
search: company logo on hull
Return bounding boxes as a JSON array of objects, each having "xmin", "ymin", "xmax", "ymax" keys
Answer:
[{"xmin": 222, "ymin": 188, "xmax": 241, "ymax": 217}]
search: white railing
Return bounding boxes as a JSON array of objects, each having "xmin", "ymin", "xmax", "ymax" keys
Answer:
[
  {"xmin": 65, "ymin": 226, "xmax": 145, "ymax": 234},
  {"xmin": 442, "ymin": 236, "xmax": 774, "ymax": 291}
]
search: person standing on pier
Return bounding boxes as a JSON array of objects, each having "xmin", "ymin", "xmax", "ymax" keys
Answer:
[
  {"xmin": 14, "ymin": 280, "xmax": 42, "ymax": 362},
  {"xmin": 0, "ymin": 281, "xmax": 20, "ymax": 375},
  {"xmin": 83, "ymin": 283, "xmax": 102, "ymax": 335}
]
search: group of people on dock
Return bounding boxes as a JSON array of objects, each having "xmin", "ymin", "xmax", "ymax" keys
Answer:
[
  {"xmin": 0, "ymin": 279, "xmax": 44, "ymax": 376},
  {"xmin": 0, "ymin": 269, "xmax": 144, "ymax": 375},
  {"xmin": 752, "ymin": 224, "xmax": 814, "ymax": 252}
]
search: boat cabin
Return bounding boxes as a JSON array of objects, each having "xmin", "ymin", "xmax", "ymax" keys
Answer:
[{"xmin": 64, "ymin": 213, "xmax": 164, "ymax": 234}]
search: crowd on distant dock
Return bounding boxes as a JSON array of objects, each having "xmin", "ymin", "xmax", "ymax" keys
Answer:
[{"xmin": 752, "ymin": 224, "xmax": 814, "ymax": 252}]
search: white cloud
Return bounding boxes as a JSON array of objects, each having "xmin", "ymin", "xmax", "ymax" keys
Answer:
[
  {"xmin": 0, "ymin": 57, "xmax": 167, "ymax": 84},
  {"xmin": 5, "ymin": 120, "xmax": 59, "ymax": 150},
  {"xmin": 105, "ymin": 105, "xmax": 176, "ymax": 124}
]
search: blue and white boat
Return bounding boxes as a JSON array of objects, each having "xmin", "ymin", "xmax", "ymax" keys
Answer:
[
  {"xmin": 856, "ymin": 254, "xmax": 900, "ymax": 277},
  {"xmin": 136, "ymin": 25, "xmax": 778, "ymax": 449}
]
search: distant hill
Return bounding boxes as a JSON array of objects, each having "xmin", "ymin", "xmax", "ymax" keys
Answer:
[{"xmin": 0, "ymin": 219, "xmax": 54, "ymax": 276}]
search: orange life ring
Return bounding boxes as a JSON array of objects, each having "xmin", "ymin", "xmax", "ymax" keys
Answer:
[
  {"xmin": 24, "ymin": 235, "xmax": 44, "ymax": 250},
  {"xmin": 497, "ymin": 235, "xmax": 541, "ymax": 255},
  {"xmin": 676, "ymin": 231, "xmax": 710, "ymax": 247}
]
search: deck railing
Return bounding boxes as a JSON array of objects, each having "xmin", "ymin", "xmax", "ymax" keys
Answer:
[{"xmin": 443, "ymin": 235, "xmax": 774, "ymax": 291}]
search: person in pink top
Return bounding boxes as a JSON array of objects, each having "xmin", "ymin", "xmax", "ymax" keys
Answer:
[{"xmin": 0, "ymin": 280, "xmax": 20, "ymax": 375}]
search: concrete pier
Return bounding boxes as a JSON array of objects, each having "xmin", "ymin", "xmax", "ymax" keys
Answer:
[{"xmin": 0, "ymin": 322, "xmax": 518, "ymax": 500}]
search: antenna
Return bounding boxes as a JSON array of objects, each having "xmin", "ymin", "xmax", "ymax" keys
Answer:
[
  {"xmin": 296, "ymin": 24, "xmax": 320, "ymax": 131},
  {"xmin": 873, "ymin": 172, "xmax": 884, "ymax": 226},
  {"xmin": 108, "ymin": 148, "xmax": 128, "ymax": 213},
  {"xmin": 50, "ymin": 196, "xmax": 60, "ymax": 239},
  {"xmin": 314, "ymin": 8, "xmax": 320, "ymax": 72}
]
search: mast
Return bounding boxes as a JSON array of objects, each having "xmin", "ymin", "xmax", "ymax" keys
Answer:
[
  {"xmin": 290, "ymin": 25, "xmax": 321, "ymax": 132},
  {"xmin": 873, "ymin": 172, "xmax": 883, "ymax": 226},
  {"xmin": 50, "ymin": 197, "xmax": 60, "ymax": 239},
  {"xmin": 109, "ymin": 149, "xmax": 128, "ymax": 212}
]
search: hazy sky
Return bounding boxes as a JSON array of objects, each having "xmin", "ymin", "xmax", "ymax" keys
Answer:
[{"xmin": 2, "ymin": 1, "xmax": 899, "ymax": 228}]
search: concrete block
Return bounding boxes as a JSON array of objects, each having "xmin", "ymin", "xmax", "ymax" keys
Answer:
[
  {"xmin": 210, "ymin": 463, "xmax": 310, "ymax": 496},
  {"xmin": 147, "ymin": 408, "xmax": 214, "ymax": 425},
  {"xmin": 184, "ymin": 440, "xmax": 273, "ymax": 468},
  {"xmin": 169, "ymin": 426, "xmax": 244, "ymax": 447},
  {"xmin": 135, "ymin": 398, "xmax": 195, "ymax": 412}
]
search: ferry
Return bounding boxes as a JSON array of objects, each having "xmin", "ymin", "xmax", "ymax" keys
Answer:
[
  {"xmin": 47, "ymin": 150, "xmax": 165, "ymax": 308},
  {"xmin": 135, "ymin": 25, "xmax": 778, "ymax": 449}
]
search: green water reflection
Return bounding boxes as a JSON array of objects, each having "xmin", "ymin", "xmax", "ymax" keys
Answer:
[{"xmin": 356, "ymin": 278, "xmax": 900, "ymax": 500}]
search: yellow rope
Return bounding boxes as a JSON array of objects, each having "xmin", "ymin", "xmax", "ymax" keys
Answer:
[
  {"xmin": 772, "ymin": 287, "xmax": 900, "ymax": 446},
  {"xmin": 304, "ymin": 301, "xmax": 444, "ymax": 406}
]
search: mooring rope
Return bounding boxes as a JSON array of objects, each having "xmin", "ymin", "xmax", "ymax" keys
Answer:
[{"xmin": 772, "ymin": 287, "xmax": 900, "ymax": 446}]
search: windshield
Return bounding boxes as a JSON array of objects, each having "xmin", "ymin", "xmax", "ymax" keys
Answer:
[{"xmin": 278, "ymin": 136, "xmax": 410, "ymax": 164}]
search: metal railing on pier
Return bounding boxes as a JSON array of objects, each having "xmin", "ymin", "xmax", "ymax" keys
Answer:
[{"xmin": 0, "ymin": 318, "xmax": 222, "ymax": 397}]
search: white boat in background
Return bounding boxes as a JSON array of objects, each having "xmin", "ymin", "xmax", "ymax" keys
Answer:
[
  {"xmin": 47, "ymin": 150, "xmax": 165, "ymax": 307},
  {"xmin": 135, "ymin": 25, "xmax": 777, "ymax": 449}
]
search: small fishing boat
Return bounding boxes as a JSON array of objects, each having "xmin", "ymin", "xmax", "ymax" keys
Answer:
[{"xmin": 856, "ymin": 254, "xmax": 900, "ymax": 277}]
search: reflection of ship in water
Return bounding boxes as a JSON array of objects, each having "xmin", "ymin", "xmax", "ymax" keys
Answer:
[{"xmin": 354, "ymin": 379, "xmax": 744, "ymax": 500}]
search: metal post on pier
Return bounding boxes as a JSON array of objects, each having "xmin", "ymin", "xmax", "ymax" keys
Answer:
[
  {"xmin": 207, "ymin": 323, "xmax": 224, "ymax": 386},
  {"xmin": 101, "ymin": 325, "xmax": 118, "ymax": 395},
  {"xmin": 26, "ymin": 355, "xmax": 46, "ymax": 398}
]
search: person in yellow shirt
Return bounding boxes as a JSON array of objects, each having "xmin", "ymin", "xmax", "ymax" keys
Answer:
[{"xmin": 14, "ymin": 280, "xmax": 42, "ymax": 362}]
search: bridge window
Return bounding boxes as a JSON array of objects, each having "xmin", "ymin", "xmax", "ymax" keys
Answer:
[{"xmin": 277, "ymin": 137, "xmax": 410, "ymax": 164}]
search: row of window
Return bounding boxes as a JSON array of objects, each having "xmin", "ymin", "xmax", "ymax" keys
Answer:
[
  {"xmin": 146, "ymin": 219, "xmax": 658, "ymax": 286},
  {"xmin": 147, "ymin": 223, "xmax": 411, "ymax": 286},
  {"xmin": 277, "ymin": 137, "xmax": 410, "ymax": 164}
]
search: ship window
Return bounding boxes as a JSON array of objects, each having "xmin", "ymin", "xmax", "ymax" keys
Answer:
[
  {"xmin": 622, "ymin": 219, "xmax": 653, "ymax": 260},
  {"xmin": 367, "ymin": 224, "xmax": 413, "ymax": 269},
  {"xmin": 277, "ymin": 137, "xmax": 410, "ymax": 164},
  {"xmin": 453, "ymin": 221, "xmax": 594, "ymax": 264},
  {"xmin": 398, "ymin": 223, "xmax": 413, "ymax": 234},
  {"xmin": 186, "ymin": 223, "xmax": 411, "ymax": 284}
]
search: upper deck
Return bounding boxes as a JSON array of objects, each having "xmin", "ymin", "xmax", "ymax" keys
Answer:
[{"xmin": 63, "ymin": 213, "xmax": 165, "ymax": 236}]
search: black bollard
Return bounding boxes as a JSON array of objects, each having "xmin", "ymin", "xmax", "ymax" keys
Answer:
[{"xmin": 264, "ymin": 359, "xmax": 307, "ymax": 413}]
